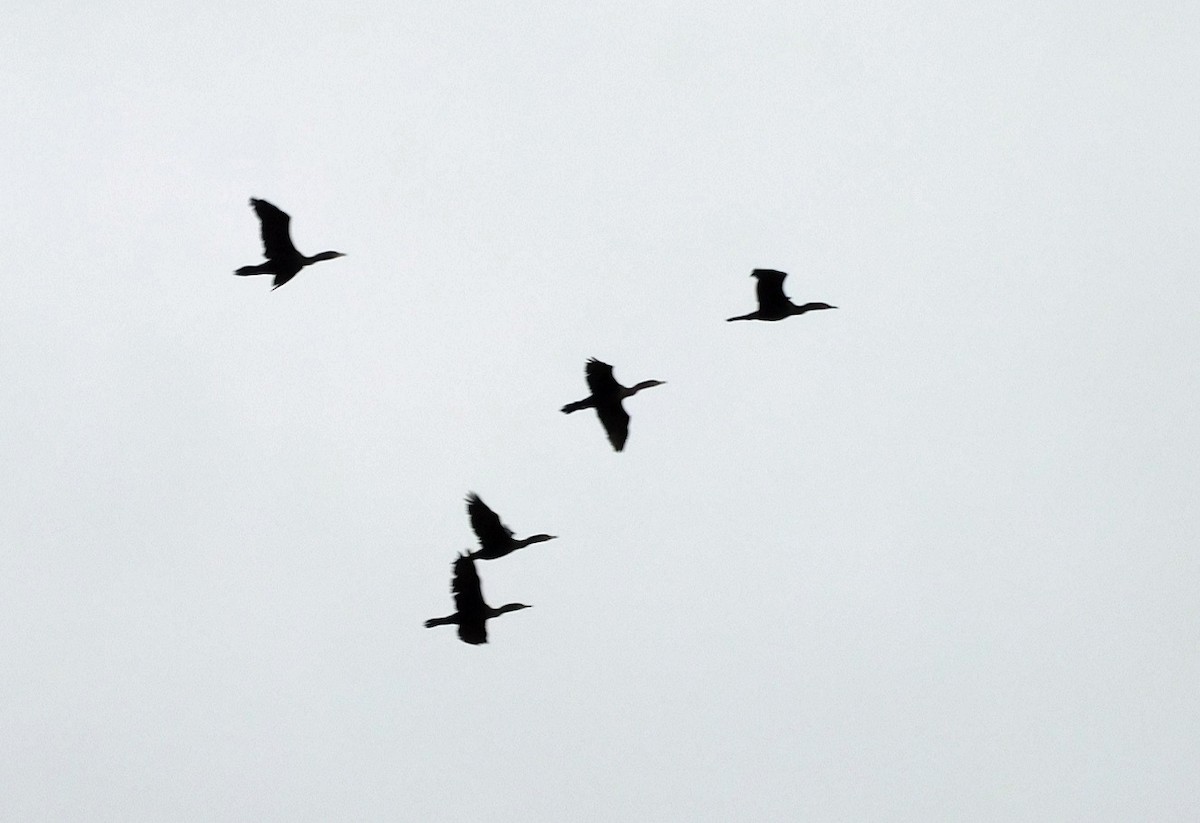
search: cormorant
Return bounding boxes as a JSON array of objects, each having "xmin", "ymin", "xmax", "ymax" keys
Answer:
[
  {"xmin": 424, "ymin": 554, "xmax": 531, "ymax": 645},
  {"xmin": 465, "ymin": 493, "xmax": 557, "ymax": 560},
  {"xmin": 561, "ymin": 358, "xmax": 666, "ymax": 452},
  {"xmin": 726, "ymin": 269, "xmax": 836, "ymax": 322},
  {"xmin": 235, "ymin": 198, "xmax": 345, "ymax": 289}
]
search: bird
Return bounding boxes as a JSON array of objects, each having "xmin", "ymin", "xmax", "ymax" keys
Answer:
[
  {"xmin": 235, "ymin": 198, "xmax": 346, "ymax": 289},
  {"xmin": 424, "ymin": 554, "xmax": 531, "ymax": 645},
  {"xmin": 561, "ymin": 358, "xmax": 666, "ymax": 452},
  {"xmin": 726, "ymin": 269, "xmax": 836, "ymax": 322},
  {"xmin": 465, "ymin": 493, "xmax": 557, "ymax": 560}
]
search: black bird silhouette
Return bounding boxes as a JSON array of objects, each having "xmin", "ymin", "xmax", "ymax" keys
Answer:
[
  {"xmin": 235, "ymin": 198, "xmax": 345, "ymax": 289},
  {"xmin": 726, "ymin": 269, "xmax": 836, "ymax": 322},
  {"xmin": 561, "ymin": 358, "xmax": 666, "ymax": 452},
  {"xmin": 465, "ymin": 493, "xmax": 557, "ymax": 560},
  {"xmin": 424, "ymin": 554, "xmax": 531, "ymax": 645}
]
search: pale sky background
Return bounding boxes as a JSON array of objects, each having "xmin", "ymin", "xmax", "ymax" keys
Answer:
[{"xmin": 2, "ymin": 1, "xmax": 1198, "ymax": 820}]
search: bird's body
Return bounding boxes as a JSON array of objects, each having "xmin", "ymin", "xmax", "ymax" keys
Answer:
[
  {"xmin": 424, "ymin": 555, "xmax": 530, "ymax": 645},
  {"xmin": 465, "ymin": 493, "xmax": 556, "ymax": 560},
  {"xmin": 561, "ymin": 358, "xmax": 666, "ymax": 452},
  {"xmin": 726, "ymin": 269, "xmax": 836, "ymax": 322},
  {"xmin": 235, "ymin": 198, "xmax": 345, "ymax": 289}
]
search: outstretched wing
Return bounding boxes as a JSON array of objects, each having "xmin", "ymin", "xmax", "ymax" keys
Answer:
[
  {"xmin": 451, "ymin": 555, "xmax": 484, "ymax": 612},
  {"xmin": 250, "ymin": 198, "xmax": 298, "ymax": 261},
  {"xmin": 753, "ymin": 269, "xmax": 792, "ymax": 314},
  {"xmin": 466, "ymin": 493, "xmax": 513, "ymax": 549},
  {"xmin": 585, "ymin": 358, "xmax": 621, "ymax": 397},
  {"xmin": 450, "ymin": 555, "xmax": 488, "ymax": 644},
  {"xmin": 596, "ymin": 400, "xmax": 630, "ymax": 452},
  {"xmin": 458, "ymin": 620, "xmax": 487, "ymax": 645}
]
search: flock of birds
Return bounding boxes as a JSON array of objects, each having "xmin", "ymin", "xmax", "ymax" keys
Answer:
[{"xmin": 236, "ymin": 197, "xmax": 837, "ymax": 644}]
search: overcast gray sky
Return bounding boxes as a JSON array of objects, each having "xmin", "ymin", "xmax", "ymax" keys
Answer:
[{"xmin": 2, "ymin": 1, "xmax": 1198, "ymax": 820}]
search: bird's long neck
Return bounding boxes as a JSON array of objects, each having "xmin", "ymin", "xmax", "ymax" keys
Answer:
[
  {"xmin": 492, "ymin": 603, "xmax": 527, "ymax": 617},
  {"xmin": 627, "ymin": 380, "xmax": 663, "ymax": 396},
  {"xmin": 305, "ymin": 250, "xmax": 343, "ymax": 264},
  {"xmin": 515, "ymin": 534, "xmax": 555, "ymax": 549},
  {"xmin": 792, "ymin": 302, "xmax": 836, "ymax": 315}
]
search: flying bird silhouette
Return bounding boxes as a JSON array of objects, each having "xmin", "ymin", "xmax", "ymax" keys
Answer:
[
  {"xmin": 465, "ymin": 493, "xmax": 557, "ymax": 560},
  {"xmin": 424, "ymin": 554, "xmax": 531, "ymax": 645},
  {"xmin": 235, "ymin": 198, "xmax": 345, "ymax": 289},
  {"xmin": 726, "ymin": 269, "xmax": 836, "ymax": 322},
  {"xmin": 561, "ymin": 358, "xmax": 666, "ymax": 452}
]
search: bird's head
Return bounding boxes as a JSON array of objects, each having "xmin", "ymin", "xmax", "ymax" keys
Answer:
[
  {"xmin": 751, "ymin": 268, "xmax": 786, "ymax": 279},
  {"xmin": 527, "ymin": 534, "xmax": 558, "ymax": 546},
  {"xmin": 807, "ymin": 302, "xmax": 837, "ymax": 311},
  {"xmin": 498, "ymin": 603, "xmax": 532, "ymax": 615}
]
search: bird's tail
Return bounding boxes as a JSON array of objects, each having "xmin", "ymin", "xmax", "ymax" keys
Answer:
[
  {"xmin": 725, "ymin": 313, "xmax": 753, "ymax": 322},
  {"xmin": 234, "ymin": 263, "xmax": 273, "ymax": 277},
  {"xmin": 561, "ymin": 399, "xmax": 594, "ymax": 414},
  {"xmin": 424, "ymin": 616, "xmax": 454, "ymax": 628}
]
